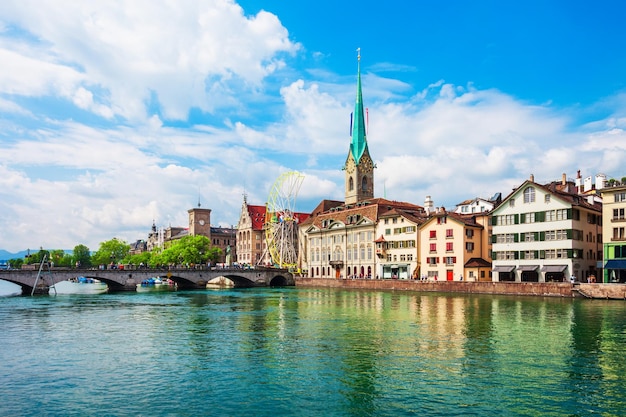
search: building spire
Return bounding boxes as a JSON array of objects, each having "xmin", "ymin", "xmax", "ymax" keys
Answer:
[{"xmin": 350, "ymin": 48, "xmax": 367, "ymax": 164}]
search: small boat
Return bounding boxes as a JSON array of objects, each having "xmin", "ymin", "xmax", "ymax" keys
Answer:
[
  {"xmin": 136, "ymin": 277, "xmax": 177, "ymax": 292},
  {"xmin": 52, "ymin": 276, "xmax": 108, "ymax": 295}
]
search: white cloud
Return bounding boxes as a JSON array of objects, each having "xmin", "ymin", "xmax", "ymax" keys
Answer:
[{"xmin": 1, "ymin": 0, "xmax": 299, "ymax": 121}]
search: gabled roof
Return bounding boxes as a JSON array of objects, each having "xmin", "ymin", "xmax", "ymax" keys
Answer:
[
  {"xmin": 246, "ymin": 203, "xmax": 311, "ymax": 231},
  {"xmin": 495, "ymin": 178, "xmax": 602, "ymax": 214},
  {"xmin": 246, "ymin": 204, "xmax": 267, "ymax": 231},
  {"xmin": 464, "ymin": 258, "xmax": 492, "ymax": 268},
  {"xmin": 302, "ymin": 197, "xmax": 425, "ymax": 229}
]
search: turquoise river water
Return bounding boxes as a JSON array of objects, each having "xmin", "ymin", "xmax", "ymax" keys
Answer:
[{"xmin": 0, "ymin": 286, "xmax": 625, "ymax": 416}]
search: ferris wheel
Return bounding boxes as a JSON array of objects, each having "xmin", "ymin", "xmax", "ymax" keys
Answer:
[{"xmin": 264, "ymin": 171, "xmax": 305, "ymax": 268}]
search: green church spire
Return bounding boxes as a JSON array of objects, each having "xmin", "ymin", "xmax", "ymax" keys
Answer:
[{"xmin": 350, "ymin": 48, "xmax": 368, "ymax": 163}]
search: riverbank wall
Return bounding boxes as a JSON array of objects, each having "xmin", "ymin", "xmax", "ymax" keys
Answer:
[{"xmin": 294, "ymin": 278, "xmax": 626, "ymax": 300}]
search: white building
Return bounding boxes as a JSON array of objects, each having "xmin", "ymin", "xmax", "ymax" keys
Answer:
[{"xmin": 491, "ymin": 174, "xmax": 602, "ymax": 282}]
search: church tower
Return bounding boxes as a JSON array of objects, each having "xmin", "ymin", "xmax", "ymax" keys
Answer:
[{"xmin": 344, "ymin": 49, "xmax": 375, "ymax": 205}]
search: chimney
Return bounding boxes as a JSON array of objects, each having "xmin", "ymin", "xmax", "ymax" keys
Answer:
[
  {"xmin": 562, "ymin": 173, "xmax": 566, "ymax": 185},
  {"xmin": 530, "ymin": 174, "xmax": 534, "ymax": 182}
]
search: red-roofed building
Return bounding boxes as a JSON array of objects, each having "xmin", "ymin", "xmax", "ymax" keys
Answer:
[{"xmin": 236, "ymin": 195, "xmax": 310, "ymax": 266}]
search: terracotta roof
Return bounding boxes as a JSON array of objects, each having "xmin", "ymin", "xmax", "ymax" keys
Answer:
[
  {"xmin": 303, "ymin": 198, "xmax": 425, "ymax": 229},
  {"xmin": 464, "ymin": 258, "xmax": 492, "ymax": 268},
  {"xmin": 247, "ymin": 205, "xmax": 266, "ymax": 231},
  {"xmin": 248, "ymin": 204, "xmax": 311, "ymax": 231}
]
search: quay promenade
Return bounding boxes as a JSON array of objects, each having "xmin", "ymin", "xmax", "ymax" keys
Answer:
[{"xmin": 295, "ymin": 277, "xmax": 626, "ymax": 300}]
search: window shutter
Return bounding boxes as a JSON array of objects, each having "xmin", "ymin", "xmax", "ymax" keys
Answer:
[
  {"xmin": 492, "ymin": 235, "xmax": 497, "ymax": 244},
  {"xmin": 520, "ymin": 213, "xmax": 526, "ymax": 223},
  {"xmin": 534, "ymin": 232, "xmax": 539, "ymax": 241},
  {"xmin": 566, "ymin": 229, "xmax": 573, "ymax": 240},
  {"xmin": 539, "ymin": 250, "xmax": 545, "ymax": 259},
  {"xmin": 534, "ymin": 250, "xmax": 539, "ymax": 259},
  {"xmin": 539, "ymin": 231, "xmax": 545, "ymax": 241},
  {"xmin": 514, "ymin": 233, "xmax": 519, "ymax": 243},
  {"xmin": 514, "ymin": 214, "xmax": 519, "ymax": 224},
  {"xmin": 453, "ymin": 257, "xmax": 457, "ymax": 263},
  {"xmin": 520, "ymin": 232, "xmax": 525, "ymax": 241},
  {"xmin": 567, "ymin": 208, "xmax": 573, "ymax": 219},
  {"xmin": 520, "ymin": 251, "xmax": 525, "ymax": 259},
  {"xmin": 514, "ymin": 252, "xmax": 519, "ymax": 260},
  {"xmin": 491, "ymin": 215, "xmax": 498, "ymax": 226},
  {"xmin": 567, "ymin": 249, "xmax": 574, "ymax": 258}
]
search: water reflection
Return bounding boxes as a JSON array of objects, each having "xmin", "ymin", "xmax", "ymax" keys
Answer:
[{"xmin": 0, "ymin": 288, "xmax": 625, "ymax": 416}]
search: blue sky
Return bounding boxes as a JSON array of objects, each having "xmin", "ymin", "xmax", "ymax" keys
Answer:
[{"xmin": 1, "ymin": 0, "xmax": 625, "ymax": 253}]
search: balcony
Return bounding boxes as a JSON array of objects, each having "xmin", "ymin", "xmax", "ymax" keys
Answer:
[{"xmin": 329, "ymin": 260, "xmax": 344, "ymax": 267}]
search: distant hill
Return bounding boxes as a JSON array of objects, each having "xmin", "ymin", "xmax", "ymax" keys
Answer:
[
  {"xmin": 0, "ymin": 249, "xmax": 72, "ymax": 260},
  {"xmin": 0, "ymin": 250, "xmax": 29, "ymax": 260}
]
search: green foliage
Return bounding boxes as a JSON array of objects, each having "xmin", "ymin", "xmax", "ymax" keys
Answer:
[
  {"xmin": 73, "ymin": 244, "xmax": 92, "ymax": 267},
  {"xmin": 127, "ymin": 251, "xmax": 153, "ymax": 267},
  {"xmin": 8, "ymin": 258, "xmax": 24, "ymax": 269},
  {"xmin": 153, "ymin": 235, "xmax": 216, "ymax": 266},
  {"xmin": 49, "ymin": 250, "xmax": 65, "ymax": 267},
  {"xmin": 91, "ymin": 238, "xmax": 130, "ymax": 267}
]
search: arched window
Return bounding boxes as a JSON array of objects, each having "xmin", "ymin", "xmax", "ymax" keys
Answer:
[
  {"xmin": 361, "ymin": 176, "xmax": 368, "ymax": 191},
  {"xmin": 349, "ymin": 177, "xmax": 354, "ymax": 191},
  {"xmin": 524, "ymin": 186, "xmax": 535, "ymax": 203}
]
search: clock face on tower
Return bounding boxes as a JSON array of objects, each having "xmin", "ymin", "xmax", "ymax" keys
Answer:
[
  {"xmin": 360, "ymin": 155, "xmax": 374, "ymax": 173},
  {"xmin": 345, "ymin": 157, "xmax": 355, "ymax": 174},
  {"xmin": 199, "ymin": 219, "xmax": 205, "ymax": 226}
]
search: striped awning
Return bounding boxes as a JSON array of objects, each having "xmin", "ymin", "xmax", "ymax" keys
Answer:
[
  {"xmin": 518, "ymin": 265, "xmax": 539, "ymax": 272},
  {"xmin": 540, "ymin": 265, "xmax": 567, "ymax": 273}
]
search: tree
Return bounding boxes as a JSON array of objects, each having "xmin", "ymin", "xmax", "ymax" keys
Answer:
[
  {"xmin": 8, "ymin": 258, "xmax": 23, "ymax": 269},
  {"xmin": 154, "ymin": 235, "xmax": 213, "ymax": 266},
  {"xmin": 49, "ymin": 250, "xmax": 65, "ymax": 267},
  {"xmin": 73, "ymin": 244, "xmax": 92, "ymax": 268},
  {"xmin": 91, "ymin": 238, "xmax": 130, "ymax": 267}
]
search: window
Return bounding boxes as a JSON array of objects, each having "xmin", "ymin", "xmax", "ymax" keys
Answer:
[
  {"xmin": 509, "ymin": 199, "xmax": 515, "ymax": 207},
  {"xmin": 614, "ymin": 227, "xmax": 625, "ymax": 240},
  {"xmin": 437, "ymin": 216, "xmax": 447, "ymax": 224},
  {"xmin": 385, "ymin": 229, "xmax": 391, "ymax": 235},
  {"xmin": 428, "ymin": 257, "xmax": 437, "ymax": 265},
  {"xmin": 524, "ymin": 233, "xmax": 535, "ymax": 242},
  {"xmin": 497, "ymin": 215, "xmax": 516, "ymax": 225},
  {"xmin": 445, "ymin": 257, "xmax": 456, "ymax": 265},
  {"xmin": 613, "ymin": 208, "xmax": 625, "ymax": 220},
  {"xmin": 524, "ymin": 251, "xmax": 536, "ymax": 259},
  {"xmin": 361, "ymin": 176, "xmax": 368, "ymax": 191},
  {"xmin": 523, "ymin": 212, "xmax": 536, "ymax": 223},
  {"xmin": 446, "ymin": 229, "xmax": 453, "ymax": 238},
  {"xmin": 349, "ymin": 177, "xmax": 354, "ymax": 191},
  {"xmin": 545, "ymin": 210, "xmax": 555, "ymax": 221},
  {"xmin": 430, "ymin": 230, "xmax": 436, "ymax": 239},
  {"xmin": 556, "ymin": 209, "xmax": 568, "ymax": 220},
  {"xmin": 524, "ymin": 187, "xmax": 536, "ymax": 203},
  {"xmin": 466, "ymin": 242, "xmax": 475, "ymax": 252},
  {"xmin": 429, "ymin": 243, "xmax": 437, "ymax": 253},
  {"xmin": 405, "ymin": 226, "xmax": 415, "ymax": 232},
  {"xmin": 615, "ymin": 192, "xmax": 626, "ymax": 202},
  {"xmin": 466, "ymin": 229, "xmax": 474, "ymax": 238},
  {"xmin": 446, "ymin": 242, "xmax": 453, "ymax": 252},
  {"xmin": 545, "ymin": 194, "xmax": 551, "ymax": 203}
]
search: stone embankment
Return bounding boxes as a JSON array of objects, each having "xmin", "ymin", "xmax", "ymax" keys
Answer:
[{"xmin": 294, "ymin": 278, "xmax": 626, "ymax": 300}]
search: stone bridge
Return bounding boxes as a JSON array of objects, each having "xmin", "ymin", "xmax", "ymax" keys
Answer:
[{"xmin": 0, "ymin": 267, "xmax": 295, "ymax": 295}]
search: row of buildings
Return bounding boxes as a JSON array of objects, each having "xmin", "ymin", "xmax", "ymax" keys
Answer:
[
  {"xmin": 135, "ymin": 55, "xmax": 626, "ymax": 284},
  {"xmin": 291, "ymin": 54, "xmax": 624, "ymax": 284}
]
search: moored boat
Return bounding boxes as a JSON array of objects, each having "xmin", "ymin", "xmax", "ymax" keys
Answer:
[
  {"xmin": 136, "ymin": 277, "xmax": 177, "ymax": 292},
  {"xmin": 52, "ymin": 276, "xmax": 108, "ymax": 295}
]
